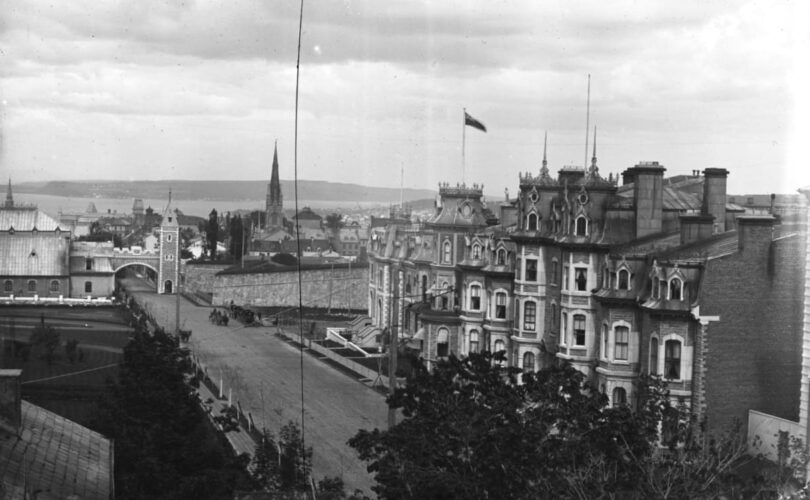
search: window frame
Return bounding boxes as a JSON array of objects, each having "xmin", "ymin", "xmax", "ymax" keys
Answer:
[
  {"xmin": 664, "ymin": 339, "xmax": 682, "ymax": 380},
  {"xmin": 527, "ymin": 212, "xmax": 538, "ymax": 231},
  {"xmin": 437, "ymin": 327, "xmax": 449, "ymax": 357},
  {"xmin": 469, "ymin": 284, "xmax": 482, "ymax": 311},
  {"xmin": 524, "ymin": 258, "xmax": 537, "ymax": 282},
  {"xmin": 27, "ymin": 280, "xmax": 37, "ymax": 292},
  {"xmin": 442, "ymin": 240, "xmax": 452, "ymax": 264},
  {"xmin": 575, "ymin": 216, "xmax": 588, "ymax": 236},
  {"xmin": 469, "ymin": 329, "xmax": 480, "ymax": 354},
  {"xmin": 496, "ymin": 248, "xmax": 507, "ymax": 266},
  {"xmin": 472, "ymin": 243, "xmax": 482, "ymax": 260},
  {"xmin": 4, "ymin": 280, "xmax": 12, "ymax": 293},
  {"xmin": 523, "ymin": 301, "xmax": 536, "ymax": 331},
  {"xmin": 618, "ymin": 269, "xmax": 630, "ymax": 290},
  {"xmin": 669, "ymin": 277, "xmax": 683, "ymax": 300},
  {"xmin": 649, "ymin": 337, "xmax": 659, "ymax": 375},
  {"xmin": 614, "ymin": 325, "xmax": 629, "ymax": 361},
  {"xmin": 602, "ymin": 323, "xmax": 609, "ymax": 360},
  {"xmin": 523, "ymin": 351, "xmax": 535, "ymax": 373},
  {"xmin": 84, "ymin": 281, "xmax": 93, "ymax": 293},
  {"xmin": 572, "ymin": 314, "xmax": 586, "ymax": 347},
  {"xmin": 612, "ymin": 387, "xmax": 627, "ymax": 407},
  {"xmin": 550, "ymin": 259, "xmax": 558, "ymax": 285},
  {"xmin": 49, "ymin": 280, "xmax": 60, "ymax": 292},
  {"xmin": 561, "ymin": 312, "xmax": 568, "ymax": 345},
  {"xmin": 574, "ymin": 267, "xmax": 588, "ymax": 291},
  {"xmin": 495, "ymin": 292, "xmax": 507, "ymax": 319}
]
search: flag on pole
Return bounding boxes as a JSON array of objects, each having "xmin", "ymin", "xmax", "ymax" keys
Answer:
[{"xmin": 464, "ymin": 111, "xmax": 487, "ymax": 133}]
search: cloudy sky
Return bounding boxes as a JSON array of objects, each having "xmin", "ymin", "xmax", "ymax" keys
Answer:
[{"xmin": 1, "ymin": 0, "xmax": 807, "ymax": 196}]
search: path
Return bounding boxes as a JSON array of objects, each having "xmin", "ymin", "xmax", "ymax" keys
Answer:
[{"xmin": 119, "ymin": 278, "xmax": 387, "ymax": 494}]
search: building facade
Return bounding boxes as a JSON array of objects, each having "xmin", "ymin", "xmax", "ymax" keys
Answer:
[{"xmin": 367, "ymin": 148, "xmax": 805, "ymax": 435}]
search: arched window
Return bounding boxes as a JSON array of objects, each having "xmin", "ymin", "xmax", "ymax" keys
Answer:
[
  {"xmin": 550, "ymin": 259, "xmax": 558, "ymax": 285},
  {"xmin": 495, "ymin": 292, "xmax": 507, "ymax": 319},
  {"xmin": 575, "ymin": 216, "xmax": 588, "ymax": 236},
  {"xmin": 437, "ymin": 327, "xmax": 449, "ymax": 357},
  {"xmin": 405, "ymin": 282, "xmax": 412, "ymax": 295},
  {"xmin": 669, "ymin": 278, "xmax": 682, "ymax": 300},
  {"xmin": 527, "ymin": 213, "xmax": 538, "ymax": 231},
  {"xmin": 653, "ymin": 277, "xmax": 660, "ymax": 299},
  {"xmin": 618, "ymin": 269, "xmax": 630, "ymax": 290},
  {"xmin": 649, "ymin": 337, "xmax": 659, "ymax": 375},
  {"xmin": 496, "ymin": 248, "xmax": 506, "ymax": 266},
  {"xmin": 27, "ymin": 280, "xmax": 37, "ymax": 292},
  {"xmin": 84, "ymin": 281, "xmax": 93, "ymax": 293},
  {"xmin": 494, "ymin": 339, "xmax": 505, "ymax": 353},
  {"xmin": 612, "ymin": 387, "xmax": 627, "ymax": 407},
  {"xmin": 664, "ymin": 340, "xmax": 682, "ymax": 379},
  {"xmin": 443, "ymin": 241, "xmax": 452, "ymax": 263},
  {"xmin": 523, "ymin": 352, "xmax": 535, "ymax": 373},
  {"xmin": 469, "ymin": 330, "xmax": 480, "ymax": 353},
  {"xmin": 523, "ymin": 302, "xmax": 536, "ymax": 331},
  {"xmin": 614, "ymin": 326, "xmax": 629, "ymax": 360},
  {"xmin": 469, "ymin": 285, "xmax": 481, "ymax": 310},
  {"xmin": 49, "ymin": 280, "xmax": 60, "ymax": 292},
  {"xmin": 4, "ymin": 280, "xmax": 12, "ymax": 292},
  {"xmin": 472, "ymin": 243, "xmax": 481, "ymax": 260}
]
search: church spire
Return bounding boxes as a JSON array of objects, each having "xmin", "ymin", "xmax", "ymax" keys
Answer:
[
  {"xmin": 588, "ymin": 126, "xmax": 599, "ymax": 176},
  {"xmin": 5, "ymin": 178, "xmax": 13, "ymax": 208},
  {"xmin": 270, "ymin": 140, "xmax": 280, "ymax": 198},
  {"xmin": 266, "ymin": 140, "xmax": 283, "ymax": 230}
]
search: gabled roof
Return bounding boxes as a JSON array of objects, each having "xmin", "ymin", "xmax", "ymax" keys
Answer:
[
  {"xmin": 0, "ymin": 207, "xmax": 62, "ymax": 231},
  {"xmin": 0, "ymin": 401, "xmax": 112, "ymax": 499},
  {"xmin": 0, "ymin": 233, "xmax": 70, "ymax": 276}
]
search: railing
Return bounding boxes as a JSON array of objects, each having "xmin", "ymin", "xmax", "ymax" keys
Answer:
[{"xmin": 0, "ymin": 294, "xmax": 114, "ymax": 305}]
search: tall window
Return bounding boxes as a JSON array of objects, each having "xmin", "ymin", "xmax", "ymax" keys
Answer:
[
  {"xmin": 670, "ymin": 278, "xmax": 682, "ymax": 300},
  {"xmin": 653, "ymin": 277, "xmax": 660, "ymax": 299},
  {"xmin": 469, "ymin": 285, "xmax": 481, "ymax": 310},
  {"xmin": 527, "ymin": 213, "xmax": 538, "ymax": 231},
  {"xmin": 523, "ymin": 302, "xmax": 536, "ymax": 331},
  {"xmin": 649, "ymin": 337, "xmax": 659, "ymax": 375},
  {"xmin": 523, "ymin": 352, "xmax": 535, "ymax": 373},
  {"xmin": 378, "ymin": 269, "xmax": 383, "ymax": 287},
  {"xmin": 85, "ymin": 281, "xmax": 93, "ymax": 293},
  {"xmin": 85, "ymin": 258, "xmax": 92, "ymax": 270},
  {"xmin": 575, "ymin": 216, "xmax": 587, "ymax": 236},
  {"xmin": 405, "ymin": 282, "xmax": 412, "ymax": 296},
  {"xmin": 664, "ymin": 340, "xmax": 681, "ymax": 379},
  {"xmin": 472, "ymin": 243, "xmax": 481, "ymax": 260},
  {"xmin": 612, "ymin": 387, "xmax": 627, "ymax": 407},
  {"xmin": 573, "ymin": 314, "xmax": 586, "ymax": 346},
  {"xmin": 618, "ymin": 269, "xmax": 630, "ymax": 290},
  {"xmin": 575, "ymin": 268, "xmax": 587, "ymax": 291},
  {"xmin": 443, "ymin": 241, "xmax": 452, "ymax": 263},
  {"xmin": 441, "ymin": 282, "xmax": 449, "ymax": 310},
  {"xmin": 496, "ymin": 249, "xmax": 507, "ymax": 265},
  {"xmin": 563, "ymin": 265, "xmax": 569, "ymax": 290},
  {"xmin": 551, "ymin": 260, "xmax": 558, "ymax": 284},
  {"xmin": 4, "ymin": 280, "xmax": 12, "ymax": 292},
  {"xmin": 494, "ymin": 339, "xmax": 505, "ymax": 353},
  {"xmin": 49, "ymin": 280, "xmax": 60, "ymax": 292},
  {"xmin": 614, "ymin": 326, "xmax": 629, "ymax": 361},
  {"xmin": 551, "ymin": 303, "xmax": 558, "ymax": 329},
  {"xmin": 495, "ymin": 292, "xmax": 507, "ymax": 319},
  {"xmin": 602, "ymin": 324, "xmax": 609, "ymax": 358},
  {"xmin": 437, "ymin": 327, "xmax": 449, "ymax": 357},
  {"xmin": 525, "ymin": 259, "xmax": 537, "ymax": 281},
  {"xmin": 421, "ymin": 275, "xmax": 428, "ymax": 302},
  {"xmin": 562, "ymin": 312, "xmax": 568, "ymax": 344},
  {"xmin": 27, "ymin": 280, "xmax": 37, "ymax": 292},
  {"xmin": 469, "ymin": 330, "xmax": 480, "ymax": 353}
]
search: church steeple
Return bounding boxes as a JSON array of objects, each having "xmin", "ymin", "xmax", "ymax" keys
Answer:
[
  {"xmin": 266, "ymin": 141, "xmax": 284, "ymax": 230},
  {"xmin": 5, "ymin": 178, "xmax": 13, "ymax": 208}
]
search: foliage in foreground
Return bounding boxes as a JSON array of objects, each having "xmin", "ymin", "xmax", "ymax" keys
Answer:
[{"xmin": 350, "ymin": 352, "xmax": 803, "ymax": 499}]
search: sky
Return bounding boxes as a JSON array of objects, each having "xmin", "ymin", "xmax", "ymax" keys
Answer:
[{"xmin": 1, "ymin": 0, "xmax": 808, "ymax": 197}]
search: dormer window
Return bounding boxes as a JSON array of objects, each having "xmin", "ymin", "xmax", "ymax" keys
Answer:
[
  {"xmin": 575, "ymin": 216, "xmax": 588, "ymax": 236},
  {"xmin": 669, "ymin": 278, "xmax": 683, "ymax": 300},
  {"xmin": 527, "ymin": 213, "xmax": 538, "ymax": 231},
  {"xmin": 652, "ymin": 277, "xmax": 660, "ymax": 299},
  {"xmin": 617, "ymin": 269, "xmax": 630, "ymax": 290},
  {"xmin": 472, "ymin": 243, "xmax": 481, "ymax": 260},
  {"xmin": 496, "ymin": 248, "xmax": 506, "ymax": 266}
]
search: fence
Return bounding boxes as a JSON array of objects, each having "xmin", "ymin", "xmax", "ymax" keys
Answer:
[
  {"xmin": 748, "ymin": 409, "xmax": 805, "ymax": 463},
  {"xmin": 0, "ymin": 295, "xmax": 114, "ymax": 306}
]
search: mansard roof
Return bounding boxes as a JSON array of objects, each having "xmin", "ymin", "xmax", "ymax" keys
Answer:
[
  {"xmin": 0, "ymin": 232, "xmax": 70, "ymax": 276},
  {"xmin": 0, "ymin": 206, "xmax": 62, "ymax": 231}
]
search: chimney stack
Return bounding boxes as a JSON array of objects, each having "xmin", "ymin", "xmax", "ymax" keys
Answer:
[
  {"xmin": 0, "ymin": 369, "xmax": 23, "ymax": 436},
  {"xmin": 702, "ymin": 168, "xmax": 729, "ymax": 233},
  {"xmin": 736, "ymin": 215, "xmax": 775, "ymax": 255},
  {"xmin": 679, "ymin": 214, "xmax": 715, "ymax": 245},
  {"xmin": 632, "ymin": 162, "xmax": 666, "ymax": 239}
]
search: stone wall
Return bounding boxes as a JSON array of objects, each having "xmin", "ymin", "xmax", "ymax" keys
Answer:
[
  {"xmin": 212, "ymin": 263, "xmax": 369, "ymax": 310},
  {"xmin": 183, "ymin": 263, "xmax": 231, "ymax": 296}
]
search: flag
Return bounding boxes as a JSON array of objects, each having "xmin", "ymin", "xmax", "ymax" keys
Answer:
[{"xmin": 464, "ymin": 111, "xmax": 487, "ymax": 133}]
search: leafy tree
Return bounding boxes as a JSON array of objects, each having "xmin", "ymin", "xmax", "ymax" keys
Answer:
[
  {"xmin": 349, "ymin": 352, "xmax": 780, "ymax": 500},
  {"xmin": 229, "ymin": 215, "xmax": 245, "ymax": 258},
  {"xmin": 324, "ymin": 213, "xmax": 345, "ymax": 233},
  {"xmin": 250, "ymin": 421, "xmax": 312, "ymax": 495},
  {"xmin": 30, "ymin": 316, "xmax": 60, "ymax": 366},
  {"xmin": 207, "ymin": 209, "xmax": 219, "ymax": 259}
]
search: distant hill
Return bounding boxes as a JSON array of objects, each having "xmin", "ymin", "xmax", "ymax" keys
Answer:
[{"xmin": 14, "ymin": 180, "xmax": 437, "ymax": 203}]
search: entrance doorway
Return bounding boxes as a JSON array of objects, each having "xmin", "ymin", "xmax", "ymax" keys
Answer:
[{"xmin": 164, "ymin": 280, "xmax": 173, "ymax": 294}]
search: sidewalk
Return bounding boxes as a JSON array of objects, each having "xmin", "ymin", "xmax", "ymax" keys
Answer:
[{"xmin": 197, "ymin": 378, "xmax": 257, "ymax": 458}]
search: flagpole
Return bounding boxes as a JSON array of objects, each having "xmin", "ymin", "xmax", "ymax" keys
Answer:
[
  {"xmin": 462, "ymin": 108, "xmax": 466, "ymax": 184},
  {"xmin": 584, "ymin": 74, "xmax": 591, "ymax": 170}
]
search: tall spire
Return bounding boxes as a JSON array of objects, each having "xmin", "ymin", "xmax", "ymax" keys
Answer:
[
  {"xmin": 590, "ymin": 126, "xmax": 598, "ymax": 171},
  {"xmin": 266, "ymin": 140, "xmax": 283, "ymax": 230},
  {"xmin": 5, "ymin": 178, "xmax": 12, "ymax": 208},
  {"xmin": 539, "ymin": 131, "xmax": 550, "ymax": 179}
]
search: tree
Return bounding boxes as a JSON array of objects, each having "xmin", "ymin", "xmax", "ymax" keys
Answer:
[
  {"xmin": 30, "ymin": 316, "xmax": 60, "ymax": 366},
  {"xmin": 324, "ymin": 213, "xmax": 344, "ymax": 233},
  {"xmin": 349, "ymin": 352, "xmax": 779, "ymax": 500},
  {"xmin": 229, "ymin": 215, "xmax": 245, "ymax": 258},
  {"xmin": 207, "ymin": 209, "xmax": 219, "ymax": 259}
]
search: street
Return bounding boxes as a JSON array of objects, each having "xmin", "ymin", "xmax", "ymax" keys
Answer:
[{"xmin": 118, "ymin": 277, "xmax": 388, "ymax": 494}]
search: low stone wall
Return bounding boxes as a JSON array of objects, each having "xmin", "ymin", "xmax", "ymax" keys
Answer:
[
  {"xmin": 212, "ymin": 263, "xmax": 368, "ymax": 310},
  {"xmin": 183, "ymin": 262, "xmax": 231, "ymax": 297}
]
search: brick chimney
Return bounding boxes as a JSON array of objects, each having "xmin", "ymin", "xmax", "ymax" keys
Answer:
[
  {"xmin": 632, "ymin": 162, "xmax": 666, "ymax": 238},
  {"xmin": 679, "ymin": 214, "xmax": 715, "ymax": 245},
  {"xmin": 736, "ymin": 215, "xmax": 775, "ymax": 255},
  {"xmin": 702, "ymin": 168, "xmax": 729, "ymax": 233},
  {"xmin": 0, "ymin": 369, "xmax": 22, "ymax": 436}
]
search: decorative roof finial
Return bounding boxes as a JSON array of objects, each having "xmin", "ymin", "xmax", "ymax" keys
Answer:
[
  {"xmin": 589, "ymin": 126, "xmax": 599, "ymax": 176},
  {"xmin": 539, "ymin": 131, "xmax": 551, "ymax": 179}
]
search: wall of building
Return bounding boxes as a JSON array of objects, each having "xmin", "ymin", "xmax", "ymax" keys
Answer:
[
  {"xmin": 212, "ymin": 264, "xmax": 369, "ymax": 310},
  {"xmin": 183, "ymin": 263, "xmax": 231, "ymax": 296},
  {"xmin": 0, "ymin": 277, "xmax": 70, "ymax": 298},
  {"xmin": 700, "ymin": 228, "xmax": 805, "ymax": 434},
  {"xmin": 69, "ymin": 275, "xmax": 115, "ymax": 298}
]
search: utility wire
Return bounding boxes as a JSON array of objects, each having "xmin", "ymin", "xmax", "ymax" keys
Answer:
[{"xmin": 293, "ymin": 0, "xmax": 307, "ymax": 479}]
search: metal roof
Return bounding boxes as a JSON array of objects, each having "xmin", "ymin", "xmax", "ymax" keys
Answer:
[
  {"xmin": 0, "ymin": 233, "xmax": 70, "ymax": 276},
  {"xmin": 0, "ymin": 207, "xmax": 62, "ymax": 231},
  {"xmin": 0, "ymin": 401, "xmax": 112, "ymax": 499}
]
